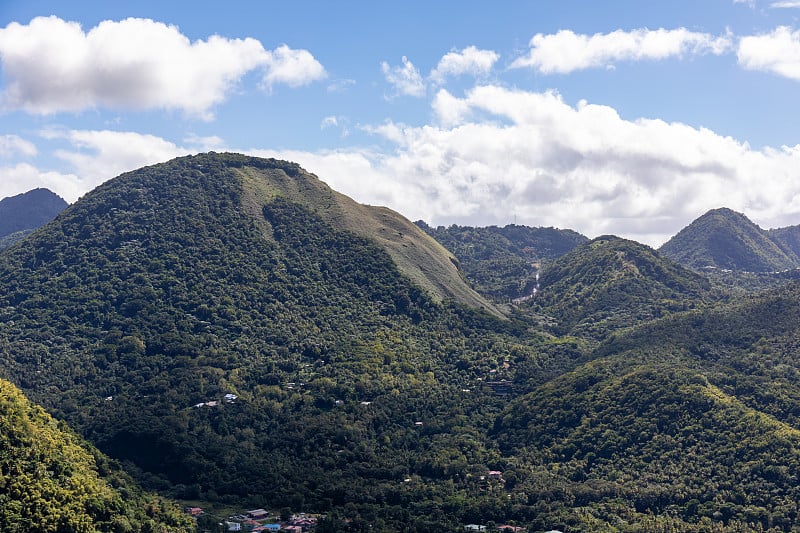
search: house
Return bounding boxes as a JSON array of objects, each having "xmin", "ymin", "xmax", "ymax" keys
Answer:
[
  {"xmin": 487, "ymin": 470, "xmax": 503, "ymax": 480},
  {"xmin": 497, "ymin": 526, "xmax": 525, "ymax": 532},
  {"xmin": 184, "ymin": 507, "xmax": 203, "ymax": 517},
  {"xmin": 464, "ymin": 525, "xmax": 486, "ymax": 532},
  {"xmin": 247, "ymin": 509, "xmax": 269, "ymax": 520},
  {"xmin": 224, "ymin": 393, "xmax": 238, "ymax": 402},
  {"xmin": 282, "ymin": 526, "xmax": 303, "ymax": 533},
  {"xmin": 225, "ymin": 522, "xmax": 242, "ymax": 531}
]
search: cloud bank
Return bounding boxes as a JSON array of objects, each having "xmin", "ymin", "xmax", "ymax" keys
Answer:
[{"xmin": 270, "ymin": 86, "xmax": 800, "ymax": 246}]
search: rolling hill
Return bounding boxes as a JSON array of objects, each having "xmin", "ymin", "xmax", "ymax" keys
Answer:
[{"xmin": 532, "ymin": 235, "xmax": 711, "ymax": 337}]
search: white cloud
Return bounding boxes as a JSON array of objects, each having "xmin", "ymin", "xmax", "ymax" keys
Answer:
[
  {"xmin": 0, "ymin": 162, "xmax": 81, "ymax": 202},
  {"xmin": 738, "ymin": 26, "xmax": 800, "ymax": 80},
  {"xmin": 0, "ymin": 134, "xmax": 37, "ymax": 157},
  {"xmin": 511, "ymin": 28, "xmax": 733, "ymax": 74},
  {"xmin": 0, "ymin": 16, "xmax": 325, "ymax": 117},
  {"xmin": 261, "ymin": 44, "xmax": 326, "ymax": 89},
  {"xmin": 327, "ymin": 78, "xmax": 356, "ymax": 93},
  {"xmin": 256, "ymin": 86, "xmax": 800, "ymax": 247},
  {"xmin": 13, "ymin": 86, "xmax": 800, "ymax": 247},
  {"xmin": 381, "ymin": 56, "xmax": 425, "ymax": 97},
  {"xmin": 770, "ymin": 1, "xmax": 800, "ymax": 7},
  {"xmin": 39, "ymin": 129, "xmax": 190, "ymax": 199},
  {"xmin": 429, "ymin": 46, "xmax": 499, "ymax": 84}
]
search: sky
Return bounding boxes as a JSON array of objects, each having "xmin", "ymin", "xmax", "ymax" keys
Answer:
[{"xmin": 2, "ymin": 1, "xmax": 800, "ymax": 246}]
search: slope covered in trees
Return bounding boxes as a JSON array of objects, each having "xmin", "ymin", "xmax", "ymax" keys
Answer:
[
  {"xmin": 0, "ymin": 378, "xmax": 191, "ymax": 532},
  {"xmin": 531, "ymin": 235, "xmax": 711, "ymax": 338},
  {"xmin": 0, "ymin": 153, "xmax": 559, "ymax": 530},
  {"xmin": 659, "ymin": 207, "xmax": 799, "ymax": 272}
]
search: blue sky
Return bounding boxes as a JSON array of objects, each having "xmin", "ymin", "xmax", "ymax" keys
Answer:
[{"xmin": 2, "ymin": 0, "xmax": 800, "ymax": 245}]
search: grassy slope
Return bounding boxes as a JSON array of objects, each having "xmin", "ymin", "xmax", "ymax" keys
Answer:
[{"xmin": 235, "ymin": 160, "xmax": 500, "ymax": 316}]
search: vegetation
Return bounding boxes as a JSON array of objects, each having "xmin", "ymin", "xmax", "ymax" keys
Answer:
[
  {"xmin": 659, "ymin": 207, "xmax": 799, "ymax": 272},
  {"xmin": 0, "ymin": 378, "xmax": 192, "ymax": 532},
  {"xmin": 530, "ymin": 235, "xmax": 711, "ymax": 338},
  {"xmin": 416, "ymin": 221, "xmax": 586, "ymax": 300},
  {"xmin": 7, "ymin": 153, "xmax": 800, "ymax": 530}
]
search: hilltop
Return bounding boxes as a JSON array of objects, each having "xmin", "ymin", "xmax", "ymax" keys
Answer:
[
  {"xmin": 0, "ymin": 188, "xmax": 67, "ymax": 249},
  {"xmin": 532, "ymin": 235, "xmax": 711, "ymax": 337},
  {"xmin": 659, "ymin": 207, "xmax": 799, "ymax": 272}
]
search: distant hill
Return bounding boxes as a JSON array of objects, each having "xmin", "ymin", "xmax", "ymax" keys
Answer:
[
  {"xmin": 659, "ymin": 207, "xmax": 798, "ymax": 272},
  {"xmin": 0, "ymin": 188, "xmax": 67, "ymax": 248},
  {"xmin": 416, "ymin": 222, "xmax": 587, "ymax": 300},
  {"xmin": 769, "ymin": 224, "xmax": 800, "ymax": 261},
  {"xmin": 534, "ymin": 235, "xmax": 711, "ymax": 337},
  {"xmin": 0, "ymin": 378, "xmax": 191, "ymax": 532}
]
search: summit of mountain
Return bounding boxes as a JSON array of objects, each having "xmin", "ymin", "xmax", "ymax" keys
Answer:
[
  {"xmin": 0, "ymin": 187, "xmax": 68, "ymax": 248},
  {"xmin": 659, "ymin": 207, "xmax": 798, "ymax": 273}
]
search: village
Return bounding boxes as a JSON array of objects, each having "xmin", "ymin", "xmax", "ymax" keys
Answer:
[
  {"xmin": 184, "ymin": 469, "xmax": 530, "ymax": 533},
  {"xmin": 184, "ymin": 507, "xmax": 319, "ymax": 532}
]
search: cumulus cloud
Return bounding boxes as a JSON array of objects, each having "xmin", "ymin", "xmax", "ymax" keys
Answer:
[
  {"xmin": 12, "ymin": 86, "xmax": 800, "ymax": 247},
  {"xmin": 738, "ymin": 26, "xmax": 800, "ymax": 80},
  {"xmin": 770, "ymin": 1, "xmax": 800, "ymax": 7},
  {"xmin": 39, "ymin": 129, "xmax": 191, "ymax": 199},
  {"xmin": 429, "ymin": 46, "xmax": 499, "ymax": 84},
  {"xmin": 261, "ymin": 44, "xmax": 326, "ymax": 89},
  {"xmin": 511, "ymin": 28, "xmax": 733, "ymax": 74},
  {"xmin": 254, "ymin": 85, "xmax": 800, "ymax": 246},
  {"xmin": 0, "ymin": 16, "xmax": 325, "ymax": 117},
  {"xmin": 0, "ymin": 134, "xmax": 36, "ymax": 157},
  {"xmin": 381, "ymin": 56, "xmax": 426, "ymax": 97},
  {"xmin": 0, "ymin": 163, "xmax": 82, "ymax": 202}
]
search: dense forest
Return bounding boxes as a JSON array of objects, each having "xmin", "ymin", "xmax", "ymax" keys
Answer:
[{"xmin": 4, "ymin": 153, "xmax": 800, "ymax": 531}]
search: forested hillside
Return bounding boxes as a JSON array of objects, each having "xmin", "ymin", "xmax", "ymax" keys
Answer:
[
  {"xmin": 659, "ymin": 207, "xmax": 799, "ymax": 272},
  {"xmin": 7, "ymin": 153, "xmax": 800, "ymax": 531}
]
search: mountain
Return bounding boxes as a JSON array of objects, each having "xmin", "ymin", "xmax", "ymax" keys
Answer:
[
  {"xmin": 416, "ymin": 222, "xmax": 587, "ymax": 300},
  {"xmin": 0, "ymin": 188, "xmax": 68, "ymax": 248},
  {"xmin": 659, "ymin": 207, "xmax": 798, "ymax": 272},
  {"xmin": 0, "ymin": 152, "xmax": 545, "ymax": 529},
  {"xmin": 769, "ymin": 224, "xmax": 800, "ymax": 260},
  {"xmin": 0, "ymin": 378, "xmax": 191, "ymax": 532},
  {"xmin": 532, "ymin": 235, "xmax": 711, "ymax": 337}
]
